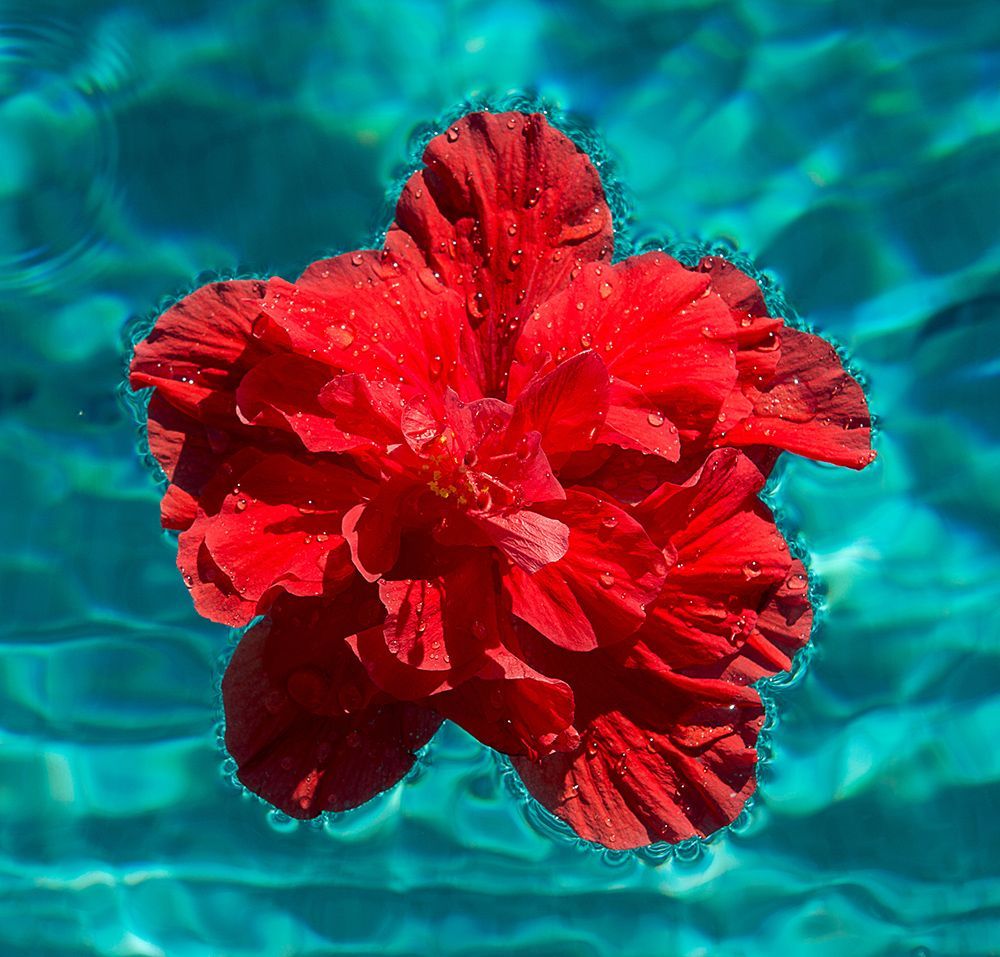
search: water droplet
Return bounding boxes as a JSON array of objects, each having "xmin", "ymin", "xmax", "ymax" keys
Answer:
[
  {"xmin": 646, "ymin": 411, "xmax": 665, "ymax": 428},
  {"xmin": 429, "ymin": 355, "xmax": 444, "ymax": 380},
  {"xmin": 463, "ymin": 450, "xmax": 478, "ymax": 467},
  {"xmin": 587, "ymin": 737, "xmax": 600, "ymax": 757},
  {"xmin": 599, "ymin": 571, "xmax": 616, "ymax": 588},
  {"xmin": 526, "ymin": 186, "xmax": 542, "ymax": 208},
  {"xmin": 601, "ymin": 514, "xmax": 618, "ymax": 529},
  {"xmin": 615, "ymin": 753, "xmax": 629, "ymax": 776},
  {"xmin": 508, "ymin": 250, "xmax": 522, "ymax": 269},
  {"xmin": 786, "ymin": 571, "xmax": 807, "ymax": 592},
  {"xmin": 580, "ymin": 333, "xmax": 592, "ymax": 348},
  {"xmin": 416, "ymin": 622, "xmax": 427, "ymax": 636},
  {"xmin": 351, "ymin": 253, "xmax": 364, "ymax": 267},
  {"xmin": 234, "ymin": 498, "xmax": 247, "ymax": 512},
  {"xmin": 507, "ymin": 223, "xmax": 518, "ymax": 236},
  {"xmin": 742, "ymin": 560, "xmax": 761, "ymax": 579},
  {"xmin": 445, "ymin": 126, "xmax": 460, "ymax": 142},
  {"xmin": 515, "ymin": 436, "xmax": 532, "ymax": 461}
]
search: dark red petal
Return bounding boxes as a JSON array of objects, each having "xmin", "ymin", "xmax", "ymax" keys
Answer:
[
  {"xmin": 130, "ymin": 280, "xmax": 268, "ymax": 423},
  {"xmin": 180, "ymin": 454, "xmax": 366, "ymax": 626},
  {"xmin": 504, "ymin": 489, "xmax": 667, "ymax": 651},
  {"xmin": 236, "ymin": 353, "xmax": 370, "ymax": 454},
  {"xmin": 222, "ymin": 594, "xmax": 441, "ymax": 819},
  {"xmin": 341, "ymin": 480, "xmax": 411, "ymax": 583},
  {"xmin": 599, "ymin": 378, "xmax": 681, "ymax": 460},
  {"xmin": 387, "ymin": 111, "xmax": 613, "ymax": 395},
  {"xmin": 509, "ymin": 351, "xmax": 610, "ymax": 458},
  {"xmin": 723, "ymin": 558, "xmax": 813, "ymax": 683},
  {"xmin": 348, "ymin": 553, "xmax": 497, "ymax": 700},
  {"xmin": 146, "ymin": 394, "xmax": 228, "ymax": 530},
  {"xmin": 319, "ymin": 374, "xmax": 405, "ymax": 446},
  {"xmin": 719, "ymin": 327, "xmax": 875, "ymax": 469},
  {"xmin": 695, "ymin": 255, "xmax": 768, "ymax": 318},
  {"xmin": 634, "ymin": 449, "xmax": 793, "ymax": 672},
  {"xmin": 255, "ymin": 254, "xmax": 478, "ymax": 399},
  {"xmin": 513, "ymin": 254, "xmax": 737, "ymax": 439},
  {"xmin": 430, "ymin": 647, "xmax": 578, "ymax": 759},
  {"xmin": 513, "ymin": 645, "xmax": 764, "ymax": 849}
]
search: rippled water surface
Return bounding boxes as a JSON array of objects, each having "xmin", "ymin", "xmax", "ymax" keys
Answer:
[{"xmin": 2, "ymin": 1, "xmax": 998, "ymax": 954}]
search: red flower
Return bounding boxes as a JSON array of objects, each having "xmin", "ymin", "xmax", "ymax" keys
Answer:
[{"xmin": 130, "ymin": 111, "xmax": 873, "ymax": 849}]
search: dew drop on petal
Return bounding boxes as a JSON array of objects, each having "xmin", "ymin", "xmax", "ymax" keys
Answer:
[
  {"xmin": 742, "ymin": 560, "xmax": 762, "ymax": 579},
  {"xmin": 599, "ymin": 570, "xmax": 615, "ymax": 588},
  {"xmin": 446, "ymin": 126, "xmax": 460, "ymax": 142},
  {"xmin": 601, "ymin": 514, "xmax": 618, "ymax": 530},
  {"xmin": 646, "ymin": 411, "xmax": 665, "ymax": 428},
  {"xmin": 786, "ymin": 571, "xmax": 807, "ymax": 592}
]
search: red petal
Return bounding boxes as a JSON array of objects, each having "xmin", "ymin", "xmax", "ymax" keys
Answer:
[
  {"xmin": 695, "ymin": 255, "xmax": 768, "ymax": 318},
  {"xmin": 236, "ymin": 354, "xmax": 373, "ymax": 454},
  {"xmin": 348, "ymin": 553, "xmax": 496, "ymax": 700},
  {"xmin": 720, "ymin": 327, "xmax": 875, "ymax": 469},
  {"xmin": 130, "ymin": 280, "xmax": 268, "ymax": 423},
  {"xmin": 513, "ymin": 254, "xmax": 737, "ymax": 439},
  {"xmin": 255, "ymin": 253, "xmax": 478, "ymax": 399},
  {"xmin": 319, "ymin": 374, "xmax": 405, "ymax": 446},
  {"xmin": 504, "ymin": 490, "xmax": 667, "ymax": 651},
  {"xmin": 387, "ymin": 111, "xmax": 613, "ymax": 395},
  {"xmin": 599, "ymin": 378, "xmax": 681, "ymax": 460},
  {"xmin": 513, "ymin": 644, "xmax": 765, "ymax": 849},
  {"xmin": 431, "ymin": 647, "xmax": 578, "ymax": 759},
  {"xmin": 509, "ymin": 351, "xmax": 610, "ymax": 458},
  {"xmin": 723, "ymin": 558, "xmax": 813, "ymax": 683},
  {"xmin": 146, "ymin": 394, "xmax": 227, "ymax": 530},
  {"xmin": 180, "ymin": 454, "xmax": 366, "ymax": 625},
  {"xmin": 468, "ymin": 508, "xmax": 569, "ymax": 573},
  {"xmin": 634, "ymin": 449, "xmax": 794, "ymax": 672},
  {"xmin": 222, "ymin": 593, "xmax": 441, "ymax": 819}
]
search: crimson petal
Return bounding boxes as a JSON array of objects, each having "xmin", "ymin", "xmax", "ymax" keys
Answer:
[
  {"xmin": 181, "ymin": 453, "xmax": 367, "ymax": 625},
  {"xmin": 387, "ymin": 111, "xmax": 613, "ymax": 395},
  {"xmin": 513, "ymin": 646, "xmax": 764, "ymax": 849},
  {"xmin": 130, "ymin": 279, "xmax": 268, "ymax": 423},
  {"xmin": 719, "ymin": 327, "xmax": 876, "ymax": 469},
  {"xmin": 504, "ymin": 489, "xmax": 667, "ymax": 651},
  {"xmin": 633, "ymin": 449, "xmax": 793, "ymax": 672},
  {"xmin": 223, "ymin": 593, "xmax": 441, "ymax": 818},
  {"xmin": 513, "ymin": 254, "xmax": 737, "ymax": 441}
]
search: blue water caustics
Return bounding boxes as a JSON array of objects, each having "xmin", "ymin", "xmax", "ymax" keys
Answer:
[{"xmin": 1, "ymin": 0, "xmax": 998, "ymax": 954}]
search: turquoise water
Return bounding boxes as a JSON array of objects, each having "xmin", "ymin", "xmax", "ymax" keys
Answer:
[{"xmin": 3, "ymin": 0, "xmax": 999, "ymax": 954}]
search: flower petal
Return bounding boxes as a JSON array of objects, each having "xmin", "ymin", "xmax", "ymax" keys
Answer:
[
  {"xmin": 181, "ymin": 453, "xmax": 367, "ymax": 625},
  {"xmin": 222, "ymin": 592, "xmax": 441, "ymax": 818},
  {"xmin": 513, "ymin": 254, "xmax": 737, "ymax": 439},
  {"xmin": 504, "ymin": 489, "xmax": 667, "ymax": 651},
  {"xmin": 633, "ymin": 449, "xmax": 794, "ymax": 672},
  {"xmin": 719, "ymin": 327, "xmax": 876, "ymax": 469},
  {"xmin": 468, "ymin": 508, "xmax": 569, "ymax": 573},
  {"xmin": 513, "ymin": 644, "xmax": 765, "ymax": 849},
  {"xmin": 130, "ymin": 279, "xmax": 268, "ymax": 423},
  {"xmin": 599, "ymin": 378, "xmax": 681, "ymax": 460},
  {"xmin": 430, "ymin": 646, "xmax": 578, "ymax": 759},
  {"xmin": 254, "ymin": 253, "xmax": 478, "ymax": 399},
  {"xmin": 387, "ymin": 111, "xmax": 613, "ymax": 395},
  {"xmin": 146, "ymin": 394, "xmax": 229, "ymax": 530},
  {"xmin": 509, "ymin": 350, "xmax": 610, "ymax": 458}
]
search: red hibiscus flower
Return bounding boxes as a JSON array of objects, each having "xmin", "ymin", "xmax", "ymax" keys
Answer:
[{"xmin": 130, "ymin": 110, "xmax": 873, "ymax": 849}]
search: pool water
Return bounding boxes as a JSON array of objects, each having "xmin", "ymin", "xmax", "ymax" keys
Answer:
[{"xmin": 2, "ymin": 1, "xmax": 998, "ymax": 954}]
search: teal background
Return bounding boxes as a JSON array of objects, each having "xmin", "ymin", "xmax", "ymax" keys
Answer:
[{"xmin": 2, "ymin": 1, "xmax": 999, "ymax": 954}]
